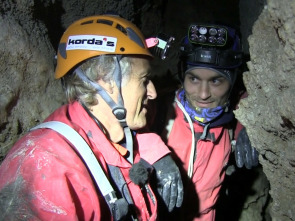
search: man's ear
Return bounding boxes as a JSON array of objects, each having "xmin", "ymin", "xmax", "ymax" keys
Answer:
[{"xmin": 97, "ymin": 79, "xmax": 115, "ymax": 94}]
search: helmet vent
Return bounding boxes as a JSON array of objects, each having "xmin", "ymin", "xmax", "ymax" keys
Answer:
[
  {"xmin": 116, "ymin": 24, "xmax": 127, "ymax": 35},
  {"xmin": 97, "ymin": 19, "xmax": 113, "ymax": 26},
  {"xmin": 81, "ymin": 20, "xmax": 94, "ymax": 25},
  {"xmin": 126, "ymin": 27, "xmax": 145, "ymax": 48}
]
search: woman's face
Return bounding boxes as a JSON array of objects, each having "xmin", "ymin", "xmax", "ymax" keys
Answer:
[{"xmin": 183, "ymin": 68, "xmax": 231, "ymax": 109}]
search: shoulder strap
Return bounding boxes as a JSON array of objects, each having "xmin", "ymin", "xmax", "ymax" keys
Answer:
[
  {"xmin": 31, "ymin": 121, "xmax": 117, "ymax": 201},
  {"xmin": 163, "ymin": 101, "xmax": 176, "ymax": 140},
  {"xmin": 175, "ymin": 98, "xmax": 196, "ymax": 178},
  {"xmin": 30, "ymin": 121, "xmax": 126, "ymax": 216},
  {"xmin": 229, "ymin": 128, "xmax": 237, "ymax": 153}
]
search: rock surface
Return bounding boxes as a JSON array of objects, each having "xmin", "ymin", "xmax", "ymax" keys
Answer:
[{"xmin": 235, "ymin": 1, "xmax": 295, "ymax": 220}]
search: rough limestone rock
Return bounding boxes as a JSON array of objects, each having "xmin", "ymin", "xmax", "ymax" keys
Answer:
[
  {"xmin": 0, "ymin": 1, "xmax": 65, "ymax": 160},
  {"xmin": 234, "ymin": 1, "xmax": 295, "ymax": 220}
]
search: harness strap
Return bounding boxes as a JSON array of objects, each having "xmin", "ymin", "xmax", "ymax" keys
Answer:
[
  {"xmin": 124, "ymin": 126, "xmax": 134, "ymax": 164},
  {"xmin": 175, "ymin": 97, "xmax": 196, "ymax": 178},
  {"xmin": 30, "ymin": 121, "xmax": 133, "ymax": 220},
  {"xmin": 107, "ymin": 165, "xmax": 138, "ymax": 221},
  {"xmin": 228, "ymin": 127, "xmax": 236, "ymax": 152}
]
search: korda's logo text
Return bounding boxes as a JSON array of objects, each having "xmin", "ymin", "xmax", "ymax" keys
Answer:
[
  {"xmin": 68, "ymin": 38, "xmax": 114, "ymax": 46},
  {"xmin": 66, "ymin": 35, "xmax": 117, "ymax": 52}
]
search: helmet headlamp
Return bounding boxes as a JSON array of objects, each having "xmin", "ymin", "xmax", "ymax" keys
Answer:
[
  {"xmin": 178, "ymin": 23, "xmax": 244, "ymax": 82},
  {"xmin": 180, "ymin": 23, "xmax": 243, "ymax": 70},
  {"xmin": 188, "ymin": 24, "xmax": 228, "ymax": 47}
]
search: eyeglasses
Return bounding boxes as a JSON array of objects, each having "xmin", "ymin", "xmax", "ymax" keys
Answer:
[{"xmin": 188, "ymin": 24, "xmax": 228, "ymax": 47}]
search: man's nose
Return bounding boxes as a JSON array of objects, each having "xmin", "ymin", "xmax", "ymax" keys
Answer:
[
  {"xmin": 147, "ymin": 80, "xmax": 157, "ymax": 100},
  {"xmin": 198, "ymin": 82, "xmax": 211, "ymax": 100}
]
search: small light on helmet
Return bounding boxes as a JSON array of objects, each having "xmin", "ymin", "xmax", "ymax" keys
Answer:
[
  {"xmin": 209, "ymin": 28, "xmax": 218, "ymax": 36},
  {"xmin": 208, "ymin": 36, "xmax": 217, "ymax": 44},
  {"xmin": 190, "ymin": 33, "xmax": 198, "ymax": 41},
  {"xmin": 199, "ymin": 27, "xmax": 207, "ymax": 35},
  {"xmin": 217, "ymin": 37, "xmax": 226, "ymax": 45},
  {"xmin": 191, "ymin": 25, "xmax": 198, "ymax": 33},
  {"xmin": 198, "ymin": 35, "xmax": 206, "ymax": 43},
  {"xmin": 188, "ymin": 24, "xmax": 228, "ymax": 47},
  {"xmin": 218, "ymin": 28, "xmax": 226, "ymax": 36}
]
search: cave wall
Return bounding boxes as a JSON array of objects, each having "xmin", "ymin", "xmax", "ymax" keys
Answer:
[
  {"xmin": 234, "ymin": 0, "xmax": 295, "ymax": 220},
  {"xmin": 0, "ymin": 0, "xmax": 295, "ymax": 220},
  {"xmin": 0, "ymin": 1, "xmax": 65, "ymax": 159}
]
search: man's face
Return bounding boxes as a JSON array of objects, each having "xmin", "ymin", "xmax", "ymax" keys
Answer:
[
  {"xmin": 122, "ymin": 57, "xmax": 157, "ymax": 130},
  {"xmin": 183, "ymin": 68, "xmax": 231, "ymax": 109}
]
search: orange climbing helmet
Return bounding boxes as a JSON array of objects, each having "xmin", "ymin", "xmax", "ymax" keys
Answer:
[{"xmin": 55, "ymin": 14, "xmax": 153, "ymax": 79}]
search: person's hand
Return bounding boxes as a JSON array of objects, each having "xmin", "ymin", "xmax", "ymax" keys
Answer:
[
  {"xmin": 235, "ymin": 127, "xmax": 259, "ymax": 169},
  {"xmin": 152, "ymin": 154, "xmax": 183, "ymax": 212}
]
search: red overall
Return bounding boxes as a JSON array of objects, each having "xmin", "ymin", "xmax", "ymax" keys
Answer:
[
  {"xmin": 166, "ymin": 101, "xmax": 231, "ymax": 221},
  {"xmin": 0, "ymin": 101, "xmax": 170, "ymax": 221}
]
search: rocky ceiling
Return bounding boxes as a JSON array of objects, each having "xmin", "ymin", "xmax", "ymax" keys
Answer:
[{"xmin": 0, "ymin": 0, "xmax": 294, "ymax": 220}]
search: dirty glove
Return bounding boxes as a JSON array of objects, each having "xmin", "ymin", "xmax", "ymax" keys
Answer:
[
  {"xmin": 235, "ymin": 127, "xmax": 259, "ymax": 169},
  {"xmin": 152, "ymin": 154, "xmax": 184, "ymax": 212}
]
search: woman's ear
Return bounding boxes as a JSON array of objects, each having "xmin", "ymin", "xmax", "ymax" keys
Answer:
[{"xmin": 97, "ymin": 79, "xmax": 115, "ymax": 94}]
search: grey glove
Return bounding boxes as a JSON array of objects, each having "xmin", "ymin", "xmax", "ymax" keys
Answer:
[
  {"xmin": 152, "ymin": 154, "xmax": 184, "ymax": 212},
  {"xmin": 235, "ymin": 127, "xmax": 259, "ymax": 169}
]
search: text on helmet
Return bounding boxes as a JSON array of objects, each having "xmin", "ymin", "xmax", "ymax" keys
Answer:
[{"xmin": 66, "ymin": 35, "xmax": 117, "ymax": 52}]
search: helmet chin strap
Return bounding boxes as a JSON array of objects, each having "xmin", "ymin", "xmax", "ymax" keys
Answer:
[{"xmin": 75, "ymin": 55, "xmax": 134, "ymax": 164}]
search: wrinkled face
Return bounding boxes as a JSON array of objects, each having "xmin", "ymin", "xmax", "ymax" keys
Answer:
[
  {"xmin": 121, "ymin": 57, "xmax": 157, "ymax": 130},
  {"xmin": 183, "ymin": 68, "xmax": 230, "ymax": 109}
]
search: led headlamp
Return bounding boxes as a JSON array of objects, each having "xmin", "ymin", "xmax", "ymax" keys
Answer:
[
  {"xmin": 188, "ymin": 24, "xmax": 229, "ymax": 47},
  {"xmin": 180, "ymin": 23, "xmax": 243, "ymax": 69}
]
